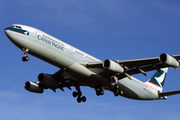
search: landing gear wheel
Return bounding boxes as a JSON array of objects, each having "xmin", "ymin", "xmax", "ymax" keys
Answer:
[
  {"xmin": 100, "ymin": 89, "xmax": 104, "ymax": 95},
  {"xmin": 114, "ymin": 91, "xmax": 119, "ymax": 97},
  {"xmin": 96, "ymin": 90, "xmax": 101, "ymax": 96},
  {"xmin": 73, "ymin": 91, "xmax": 77, "ymax": 97},
  {"xmin": 22, "ymin": 57, "xmax": 26, "ymax": 62},
  {"xmin": 82, "ymin": 96, "xmax": 86, "ymax": 102},
  {"xmin": 115, "ymin": 84, "xmax": 119, "ymax": 89},
  {"xmin": 73, "ymin": 86, "xmax": 87, "ymax": 103},
  {"xmin": 22, "ymin": 56, "xmax": 29, "ymax": 62},
  {"xmin": 77, "ymin": 97, "xmax": 81, "ymax": 103},
  {"xmin": 77, "ymin": 91, "xmax": 82, "ymax": 96},
  {"xmin": 95, "ymin": 87, "xmax": 104, "ymax": 96},
  {"xmin": 22, "ymin": 48, "xmax": 29, "ymax": 62}
]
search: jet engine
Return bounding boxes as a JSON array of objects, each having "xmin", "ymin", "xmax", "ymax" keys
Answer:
[
  {"xmin": 103, "ymin": 59, "xmax": 124, "ymax": 73},
  {"xmin": 38, "ymin": 73, "xmax": 59, "ymax": 88},
  {"xmin": 159, "ymin": 53, "xmax": 179, "ymax": 68},
  {"xmin": 24, "ymin": 81, "xmax": 44, "ymax": 93}
]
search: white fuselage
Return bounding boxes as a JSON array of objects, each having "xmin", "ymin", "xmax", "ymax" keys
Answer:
[{"xmin": 5, "ymin": 24, "xmax": 161, "ymax": 100}]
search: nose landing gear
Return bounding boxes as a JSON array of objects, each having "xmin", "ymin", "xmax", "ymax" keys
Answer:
[
  {"xmin": 22, "ymin": 56, "xmax": 29, "ymax": 62},
  {"xmin": 22, "ymin": 48, "xmax": 29, "ymax": 62}
]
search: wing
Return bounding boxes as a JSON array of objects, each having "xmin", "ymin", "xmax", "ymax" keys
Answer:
[
  {"xmin": 82, "ymin": 53, "xmax": 180, "ymax": 79},
  {"xmin": 159, "ymin": 90, "xmax": 180, "ymax": 97},
  {"xmin": 39, "ymin": 70, "xmax": 85, "ymax": 92}
]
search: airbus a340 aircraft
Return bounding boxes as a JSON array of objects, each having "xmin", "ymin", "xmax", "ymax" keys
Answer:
[{"xmin": 4, "ymin": 24, "xmax": 180, "ymax": 103}]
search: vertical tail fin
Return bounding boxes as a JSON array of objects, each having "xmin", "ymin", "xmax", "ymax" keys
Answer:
[{"xmin": 145, "ymin": 68, "xmax": 168, "ymax": 92}]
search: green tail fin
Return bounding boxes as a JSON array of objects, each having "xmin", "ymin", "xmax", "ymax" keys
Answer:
[{"xmin": 146, "ymin": 68, "xmax": 168, "ymax": 91}]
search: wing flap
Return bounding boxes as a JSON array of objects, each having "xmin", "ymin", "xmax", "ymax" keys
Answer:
[
  {"xmin": 117, "ymin": 64, "xmax": 168, "ymax": 79},
  {"xmin": 118, "ymin": 57, "xmax": 160, "ymax": 69}
]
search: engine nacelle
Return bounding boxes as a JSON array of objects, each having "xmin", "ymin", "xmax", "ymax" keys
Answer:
[
  {"xmin": 103, "ymin": 59, "xmax": 124, "ymax": 73},
  {"xmin": 24, "ymin": 81, "xmax": 44, "ymax": 93},
  {"xmin": 38, "ymin": 73, "xmax": 59, "ymax": 88},
  {"xmin": 159, "ymin": 53, "xmax": 179, "ymax": 68}
]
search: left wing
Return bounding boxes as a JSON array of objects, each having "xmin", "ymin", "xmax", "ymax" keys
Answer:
[
  {"xmin": 52, "ymin": 70, "xmax": 86, "ymax": 91},
  {"xmin": 34, "ymin": 70, "xmax": 84, "ymax": 92},
  {"xmin": 82, "ymin": 53, "xmax": 180, "ymax": 79}
]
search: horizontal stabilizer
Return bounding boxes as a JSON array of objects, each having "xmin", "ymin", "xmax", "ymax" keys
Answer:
[{"xmin": 159, "ymin": 90, "xmax": 180, "ymax": 97}]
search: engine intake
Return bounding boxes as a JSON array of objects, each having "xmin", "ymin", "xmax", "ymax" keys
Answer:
[
  {"xmin": 159, "ymin": 53, "xmax": 179, "ymax": 68},
  {"xmin": 24, "ymin": 81, "xmax": 44, "ymax": 93},
  {"xmin": 103, "ymin": 59, "xmax": 124, "ymax": 73},
  {"xmin": 38, "ymin": 73, "xmax": 59, "ymax": 88}
]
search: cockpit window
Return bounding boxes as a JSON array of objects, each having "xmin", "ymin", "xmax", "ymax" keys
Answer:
[
  {"xmin": 11, "ymin": 25, "xmax": 22, "ymax": 29},
  {"xmin": 17, "ymin": 26, "xmax": 22, "ymax": 29}
]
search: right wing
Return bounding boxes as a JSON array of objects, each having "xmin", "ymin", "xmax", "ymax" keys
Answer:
[{"xmin": 81, "ymin": 53, "xmax": 180, "ymax": 80}]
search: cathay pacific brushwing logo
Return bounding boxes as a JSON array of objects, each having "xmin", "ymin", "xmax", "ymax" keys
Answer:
[
  {"xmin": 149, "ymin": 68, "xmax": 168, "ymax": 88},
  {"xmin": 154, "ymin": 70, "xmax": 166, "ymax": 87},
  {"xmin": 24, "ymin": 31, "xmax": 29, "ymax": 36}
]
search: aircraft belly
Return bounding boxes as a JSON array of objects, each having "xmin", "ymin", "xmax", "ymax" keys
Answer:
[{"xmin": 65, "ymin": 62, "xmax": 112, "ymax": 88}]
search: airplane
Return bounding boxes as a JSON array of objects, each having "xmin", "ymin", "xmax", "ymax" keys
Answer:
[{"xmin": 4, "ymin": 24, "xmax": 180, "ymax": 103}]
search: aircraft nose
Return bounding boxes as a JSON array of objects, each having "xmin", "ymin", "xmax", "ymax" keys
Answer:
[
  {"xmin": 5, "ymin": 27, "xmax": 10, "ymax": 37},
  {"xmin": 4, "ymin": 27, "xmax": 8, "ymax": 33},
  {"xmin": 4, "ymin": 27, "xmax": 11, "ymax": 36},
  {"xmin": 4, "ymin": 27, "xmax": 16, "ymax": 42}
]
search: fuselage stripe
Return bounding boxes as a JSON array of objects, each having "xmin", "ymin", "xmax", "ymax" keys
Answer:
[
  {"xmin": 147, "ymin": 81, "xmax": 161, "ymax": 88},
  {"xmin": 5, "ymin": 30, "xmax": 25, "ymax": 35}
]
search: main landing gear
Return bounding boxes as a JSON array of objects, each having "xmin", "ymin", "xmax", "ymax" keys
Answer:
[
  {"xmin": 22, "ymin": 48, "xmax": 29, "ymax": 62},
  {"xmin": 95, "ymin": 87, "xmax": 104, "ymax": 96},
  {"xmin": 110, "ymin": 83, "xmax": 124, "ymax": 97},
  {"xmin": 110, "ymin": 76, "xmax": 121, "ymax": 97},
  {"xmin": 111, "ymin": 84, "xmax": 120, "ymax": 97},
  {"xmin": 72, "ymin": 86, "xmax": 86, "ymax": 103}
]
